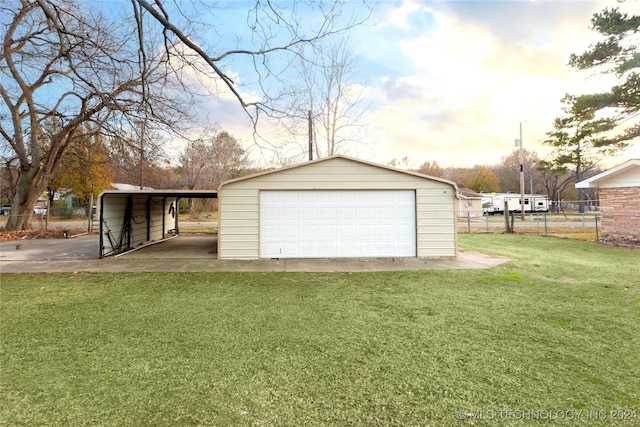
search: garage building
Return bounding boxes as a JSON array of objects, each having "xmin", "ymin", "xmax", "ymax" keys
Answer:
[{"xmin": 218, "ymin": 155, "xmax": 458, "ymax": 259}]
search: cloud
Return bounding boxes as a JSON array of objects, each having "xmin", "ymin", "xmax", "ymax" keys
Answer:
[
  {"xmin": 381, "ymin": 76, "xmax": 425, "ymax": 102},
  {"xmin": 165, "ymin": 0, "xmax": 640, "ymax": 168},
  {"xmin": 378, "ymin": 0, "xmax": 430, "ymax": 30},
  {"xmin": 358, "ymin": 0, "xmax": 640, "ymax": 168}
]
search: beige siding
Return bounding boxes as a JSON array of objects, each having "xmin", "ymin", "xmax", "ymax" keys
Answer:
[
  {"xmin": 101, "ymin": 194, "xmax": 128, "ymax": 255},
  {"xmin": 101, "ymin": 194, "xmax": 176, "ymax": 256},
  {"xmin": 219, "ymin": 156, "xmax": 457, "ymax": 259}
]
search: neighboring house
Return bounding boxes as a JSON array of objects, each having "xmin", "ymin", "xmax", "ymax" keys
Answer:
[
  {"xmin": 218, "ymin": 155, "xmax": 459, "ymax": 259},
  {"xmin": 456, "ymin": 187, "xmax": 483, "ymax": 218},
  {"xmin": 112, "ymin": 183, "xmax": 154, "ymax": 191},
  {"xmin": 576, "ymin": 159, "xmax": 640, "ymax": 244}
]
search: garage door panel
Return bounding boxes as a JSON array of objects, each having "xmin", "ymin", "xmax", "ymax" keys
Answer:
[
  {"xmin": 282, "ymin": 207, "xmax": 299, "ymax": 221},
  {"xmin": 301, "ymin": 192, "xmax": 318, "ymax": 203},
  {"xmin": 260, "ymin": 190, "xmax": 416, "ymax": 258},
  {"xmin": 263, "ymin": 242, "xmax": 281, "ymax": 256},
  {"xmin": 300, "ymin": 225, "xmax": 318, "ymax": 239},
  {"xmin": 281, "ymin": 192, "xmax": 300, "ymax": 203},
  {"xmin": 376, "ymin": 207, "xmax": 394, "ymax": 220},
  {"xmin": 359, "ymin": 207, "xmax": 375, "ymax": 220},
  {"xmin": 378, "ymin": 224, "xmax": 394, "ymax": 239},
  {"xmin": 262, "ymin": 225, "xmax": 281, "ymax": 240},
  {"xmin": 339, "ymin": 207, "xmax": 357, "ymax": 220},
  {"xmin": 281, "ymin": 226, "xmax": 299, "ymax": 240},
  {"xmin": 301, "ymin": 207, "xmax": 319, "ymax": 220},
  {"xmin": 320, "ymin": 224, "xmax": 338, "ymax": 238},
  {"xmin": 359, "ymin": 223, "xmax": 375, "ymax": 236},
  {"xmin": 339, "ymin": 224, "xmax": 357, "ymax": 238}
]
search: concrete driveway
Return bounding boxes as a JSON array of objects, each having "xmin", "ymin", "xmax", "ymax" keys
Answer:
[{"xmin": 0, "ymin": 233, "xmax": 511, "ymax": 273}]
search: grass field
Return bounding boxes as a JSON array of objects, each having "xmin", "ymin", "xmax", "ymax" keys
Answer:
[{"xmin": 1, "ymin": 235, "xmax": 639, "ymax": 426}]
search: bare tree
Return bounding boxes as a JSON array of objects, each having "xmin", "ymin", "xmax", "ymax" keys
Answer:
[
  {"xmin": 492, "ymin": 149, "xmax": 546, "ymax": 194},
  {"xmin": 179, "ymin": 130, "xmax": 250, "ymax": 212},
  {"xmin": 0, "ymin": 0, "xmax": 181, "ymax": 230},
  {"xmin": 1, "ymin": 0, "xmax": 368, "ymax": 230},
  {"xmin": 274, "ymin": 38, "xmax": 370, "ymax": 160},
  {"xmin": 180, "ymin": 131, "xmax": 250, "ymax": 189}
]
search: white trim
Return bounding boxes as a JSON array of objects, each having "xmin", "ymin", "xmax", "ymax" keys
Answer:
[{"xmin": 576, "ymin": 159, "xmax": 640, "ymax": 188}]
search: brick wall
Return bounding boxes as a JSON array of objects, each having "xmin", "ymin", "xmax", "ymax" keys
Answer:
[{"xmin": 599, "ymin": 186, "xmax": 640, "ymax": 243}]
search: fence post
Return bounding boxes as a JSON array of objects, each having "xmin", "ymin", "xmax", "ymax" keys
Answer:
[
  {"xmin": 544, "ymin": 212, "xmax": 548, "ymax": 236},
  {"xmin": 511, "ymin": 212, "xmax": 515, "ymax": 232},
  {"xmin": 486, "ymin": 214, "xmax": 489, "ymax": 233},
  {"xmin": 595, "ymin": 214, "xmax": 599, "ymax": 242},
  {"xmin": 504, "ymin": 201, "xmax": 512, "ymax": 233},
  {"xmin": 467, "ymin": 211, "xmax": 471, "ymax": 234}
]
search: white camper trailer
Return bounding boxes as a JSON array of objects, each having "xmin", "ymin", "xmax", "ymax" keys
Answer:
[{"xmin": 487, "ymin": 193, "xmax": 550, "ymax": 215}]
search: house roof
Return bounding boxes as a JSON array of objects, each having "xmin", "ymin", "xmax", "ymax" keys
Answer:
[
  {"xmin": 457, "ymin": 187, "xmax": 483, "ymax": 199},
  {"xmin": 575, "ymin": 159, "xmax": 640, "ymax": 188},
  {"xmin": 219, "ymin": 154, "xmax": 459, "ymax": 191}
]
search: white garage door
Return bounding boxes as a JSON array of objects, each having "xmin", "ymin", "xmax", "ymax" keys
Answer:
[{"xmin": 260, "ymin": 190, "xmax": 416, "ymax": 258}]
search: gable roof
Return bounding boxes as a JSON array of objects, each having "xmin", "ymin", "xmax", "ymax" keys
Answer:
[
  {"xmin": 575, "ymin": 159, "xmax": 640, "ymax": 188},
  {"xmin": 219, "ymin": 154, "xmax": 459, "ymax": 191}
]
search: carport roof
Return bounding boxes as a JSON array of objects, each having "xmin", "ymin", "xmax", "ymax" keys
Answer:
[{"xmin": 99, "ymin": 190, "xmax": 217, "ymax": 198}]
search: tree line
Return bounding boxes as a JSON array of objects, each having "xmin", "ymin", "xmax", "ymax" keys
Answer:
[{"xmin": 390, "ymin": 148, "xmax": 592, "ymax": 206}]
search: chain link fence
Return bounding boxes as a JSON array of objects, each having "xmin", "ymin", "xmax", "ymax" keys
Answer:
[
  {"xmin": 0, "ymin": 207, "xmax": 95, "ymax": 233},
  {"xmin": 457, "ymin": 212, "xmax": 605, "ymax": 241}
]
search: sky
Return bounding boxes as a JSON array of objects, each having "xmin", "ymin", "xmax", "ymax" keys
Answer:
[
  {"xmin": 355, "ymin": 0, "xmax": 640, "ymax": 169},
  {"xmin": 178, "ymin": 0, "xmax": 640, "ymax": 170}
]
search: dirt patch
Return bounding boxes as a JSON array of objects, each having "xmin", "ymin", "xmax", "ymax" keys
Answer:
[
  {"xmin": 598, "ymin": 239, "xmax": 640, "ymax": 251},
  {"xmin": 0, "ymin": 228, "xmax": 86, "ymax": 241},
  {"xmin": 596, "ymin": 236, "xmax": 640, "ymax": 251}
]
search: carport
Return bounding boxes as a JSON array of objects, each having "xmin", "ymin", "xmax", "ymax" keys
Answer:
[{"xmin": 98, "ymin": 190, "xmax": 217, "ymax": 258}]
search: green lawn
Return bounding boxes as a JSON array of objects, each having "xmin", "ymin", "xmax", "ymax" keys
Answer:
[{"xmin": 1, "ymin": 235, "xmax": 639, "ymax": 426}]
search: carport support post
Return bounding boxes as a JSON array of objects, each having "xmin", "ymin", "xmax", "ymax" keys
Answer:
[
  {"xmin": 175, "ymin": 198, "xmax": 180, "ymax": 234},
  {"xmin": 146, "ymin": 197, "xmax": 151, "ymax": 241}
]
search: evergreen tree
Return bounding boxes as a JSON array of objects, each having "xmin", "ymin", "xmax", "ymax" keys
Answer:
[{"xmin": 569, "ymin": 7, "xmax": 640, "ymax": 144}]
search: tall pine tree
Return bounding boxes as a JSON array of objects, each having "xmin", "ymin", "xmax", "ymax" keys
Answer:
[{"xmin": 569, "ymin": 7, "xmax": 640, "ymax": 144}]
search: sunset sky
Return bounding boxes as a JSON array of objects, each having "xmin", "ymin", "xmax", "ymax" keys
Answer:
[{"xmin": 186, "ymin": 0, "xmax": 640, "ymax": 169}]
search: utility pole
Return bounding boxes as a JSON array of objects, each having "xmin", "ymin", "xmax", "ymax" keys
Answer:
[
  {"xmin": 519, "ymin": 122, "xmax": 525, "ymax": 221},
  {"xmin": 308, "ymin": 110, "xmax": 313, "ymax": 161}
]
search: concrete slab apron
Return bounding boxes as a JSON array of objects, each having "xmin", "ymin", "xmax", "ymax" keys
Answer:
[{"xmin": 0, "ymin": 234, "xmax": 511, "ymax": 273}]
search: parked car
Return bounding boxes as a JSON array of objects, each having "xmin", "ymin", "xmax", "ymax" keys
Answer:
[
  {"xmin": 34, "ymin": 206, "xmax": 47, "ymax": 216},
  {"xmin": 1, "ymin": 205, "xmax": 10, "ymax": 216}
]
